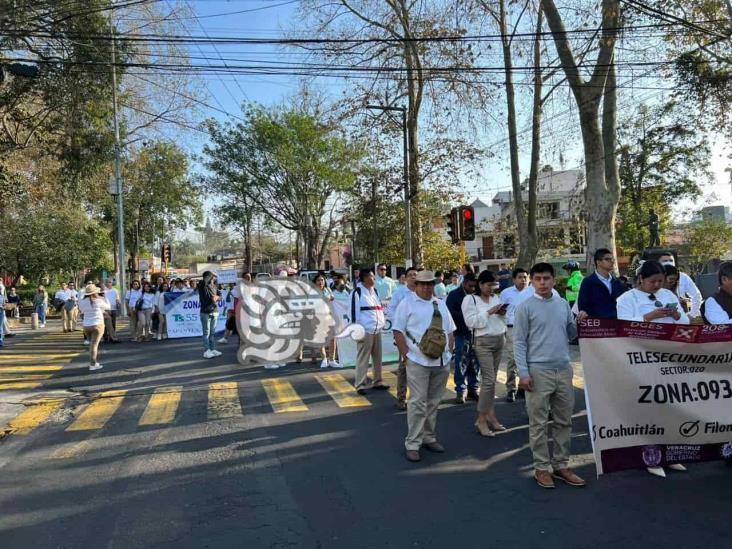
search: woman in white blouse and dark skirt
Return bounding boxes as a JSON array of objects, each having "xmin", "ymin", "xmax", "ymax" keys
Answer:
[
  {"xmin": 462, "ymin": 270, "xmax": 508, "ymax": 437},
  {"xmin": 617, "ymin": 259, "xmax": 689, "ymax": 478}
]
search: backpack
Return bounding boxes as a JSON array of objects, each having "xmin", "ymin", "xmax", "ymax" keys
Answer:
[{"xmin": 408, "ymin": 301, "xmax": 447, "ymax": 359}]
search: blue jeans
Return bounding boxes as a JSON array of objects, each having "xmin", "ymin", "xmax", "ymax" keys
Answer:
[
  {"xmin": 453, "ymin": 334, "xmax": 478, "ymax": 394},
  {"xmin": 200, "ymin": 312, "xmax": 218, "ymax": 351},
  {"xmin": 0, "ymin": 309, "xmax": 4, "ymax": 345},
  {"xmin": 35, "ymin": 304, "xmax": 47, "ymax": 324}
]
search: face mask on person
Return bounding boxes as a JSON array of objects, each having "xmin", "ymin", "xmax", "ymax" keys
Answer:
[{"xmin": 660, "ymin": 259, "xmax": 674, "ymax": 267}]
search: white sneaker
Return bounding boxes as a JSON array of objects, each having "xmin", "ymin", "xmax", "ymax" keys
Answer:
[
  {"xmin": 328, "ymin": 360, "xmax": 342, "ymax": 368},
  {"xmin": 203, "ymin": 350, "xmax": 214, "ymax": 359},
  {"xmin": 668, "ymin": 463, "xmax": 687, "ymax": 472},
  {"xmin": 320, "ymin": 359, "xmax": 329, "ymax": 369},
  {"xmin": 83, "ymin": 340, "xmax": 90, "ymax": 345},
  {"xmin": 217, "ymin": 337, "xmax": 228, "ymax": 344},
  {"xmin": 40, "ymin": 323, "xmax": 46, "ymax": 328},
  {"xmin": 264, "ymin": 363, "xmax": 281, "ymax": 369},
  {"xmin": 89, "ymin": 363, "xmax": 103, "ymax": 371},
  {"xmin": 647, "ymin": 467, "xmax": 666, "ymax": 478},
  {"xmin": 211, "ymin": 349, "xmax": 222, "ymax": 357},
  {"xmin": 157, "ymin": 334, "xmax": 162, "ymax": 341}
]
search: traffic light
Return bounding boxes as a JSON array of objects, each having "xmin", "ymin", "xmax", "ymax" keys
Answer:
[
  {"xmin": 446, "ymin": 207, "xmax": 460, "ymax": 244},
  {"xmin": 161, "ymin": 244, "xmax": 171, "ymax": 264},
  {"xmin": 459, "ymin": 205, "xmax": 475, "ymax": 241}
]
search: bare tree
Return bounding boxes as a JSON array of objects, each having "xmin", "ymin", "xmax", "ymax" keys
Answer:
[{"xmin": 543, "ymin": 0, "xmax": 622, "ymax": 269}]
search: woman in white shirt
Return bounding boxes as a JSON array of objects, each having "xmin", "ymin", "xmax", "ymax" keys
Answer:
[
  {"xmin": 617, "ymin": 260, "xmax": 689, "ymax": 478},
  {"xmin": 617, "ymin": 260, "xmax": 689, "ymax": 325},
  {"xmin": 137, "ymin": 282, "xmax": 157, "ymax": 341},
  {"xmin": 78, "ymin": 284, "xmax": 110, "ymax": 371},
  {"xmin": 155, "ymin": 282, "xmax": 170, "ymax": 340},
  {"xmin": 462, "ymin": 270, "xmax": 508, "ymax": 437}
]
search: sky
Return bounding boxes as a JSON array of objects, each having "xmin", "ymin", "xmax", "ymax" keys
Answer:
[{"xmin": 172, "ymin": 0, "xmax": 731, "ymax": 226}]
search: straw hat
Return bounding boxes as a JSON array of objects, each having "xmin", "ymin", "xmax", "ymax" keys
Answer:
[
  {"xmin": 84, "ymin": 283, "xmax": 101, "ymax": 296},
  {"xmin": 414, "ymin": 270, "xmax": 436, "ymax": 283}
]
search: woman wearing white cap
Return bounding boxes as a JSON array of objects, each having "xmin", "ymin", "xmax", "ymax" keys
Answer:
[{"xmin": 78, "ymin": 283, "xmax": 110, "ymax": 371}]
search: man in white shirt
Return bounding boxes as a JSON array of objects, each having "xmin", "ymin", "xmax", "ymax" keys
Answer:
[
  {"xmin": 393, "ymin": 271, "xmax": 456, "ymax": 463},
  {"xmin": 55, "ymin": 282, "xmax": 74, "ymax": 333},
  {"xmin": 104, "ymin": 279, "xmax": 121, "ymax": 340},
  {"xmin": 68, "ymin": 282, "xmax": 80, "ymax": 330},
  {"xmin": 387, "ymin": 267, "xmax": 418, "ymax": 409},
  {"xmin": 499, "ymin": 268, "xmax": 530, "ymax": 401},
  {"xmin": 658, "ymin": 253, "xmax": 702, "ymax": 317},
  {"xmin": 703, "ymin": 261, "xmax": 732, "ymax": 324},
  {"xmin": 351, "ymin": 269, "xmax": 390, "ymax": 395},
  {"xmin": 374, "ymin": 264, "xmax": 396, "ymax": 303}
]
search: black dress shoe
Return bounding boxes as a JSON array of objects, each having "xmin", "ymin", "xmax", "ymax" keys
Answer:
[
  {"xmin": 372, "ymin": 384, "xmax": 390, "ymax": 391},
  {"xmin": 466, "ymin": 391, "xmax": 479, "ymax": 401},
  {"xmin": 506, "ymin": 390, "xmax": 516, "ymax": 403},
  {"xmin": 356, "ymin": 388, "xmax": 368, "ymax": 395},
  {"xmin": 455, "ymin": 393, "xmax": 465, "ymax": 404}
]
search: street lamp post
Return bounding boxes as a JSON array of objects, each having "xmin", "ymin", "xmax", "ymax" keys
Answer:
[
  {"xmin": 109, "ymin": 10, "xmax": 127, "ymax": 317},
  {"xmin": 365, "ymin": 105, "xmax": 412, "ymax": 267}
]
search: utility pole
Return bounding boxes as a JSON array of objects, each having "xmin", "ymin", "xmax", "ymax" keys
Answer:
[
  {"xmin": 110, "ymin": 8, "xmax": 127, "ymax": 315},
  {"xmin": 371, "ymin": 177, "xmax": 378, "ymax": 264},
  {"xmin": 365, "ymin": 105, "xmax": 412, "ymax": 267}
]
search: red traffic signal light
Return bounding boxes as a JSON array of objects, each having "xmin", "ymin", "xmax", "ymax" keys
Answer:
[{"xmin": 459, "ymin": 205, "xmax": 475, "ymax": 241}]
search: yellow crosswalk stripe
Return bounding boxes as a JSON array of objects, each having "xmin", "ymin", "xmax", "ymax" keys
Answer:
[
  {"xmin": 4, "ymin": 398, "xmax": 65, "ymax": 435},
  {"xmin": 66, "ymin": 390, "xmax": 127, "ymax": 431},
  {"xmin": 315, "ymin": 373, "xmax": 371, "ymax": 408},
  {"xmin": 139, "ymin": 386, "xmax": 182, "ymax": 425},
  {"xmin": 0, "ymin": 353, "xmax": 77, "ymax": 360},
  {"xmin": 207, "ymin": 382, "xmax": 242, "ymax": 419},
  {"xmin": 0, "ymin": 374, "xmax": 53, "ymax": 382},
  {"xmin": 0, "ymin": 365, "xmax": 64, "ymax": 373},
  {"xmin": 261, "ymin": 379, "xmax": 308, "ymax": 413},
  {"xmin": 0, "ymin": 382, "xmax": 42, "ymax": 390}
]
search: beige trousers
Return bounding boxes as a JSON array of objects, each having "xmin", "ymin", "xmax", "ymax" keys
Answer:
[
  {"xmin": 83, "ymin": 324, "xmax": 105, "ymax": 365},
  {"xmin": 504, "ymin": 327, "xmax": 519, "ymax": 391},
  {"xmin": 355, "ymin": 333, "xmax": 383, "ymax": 389},
  {"xmin": 473, "ymin": 334, "xmax": 505, "ymax": 414},
  {"xmin": 525, "ymin": 367, "xmax": 575, "ymax": 471},
  {"xmin": 137, "ymin": 309, "xmax": 152, "ymax": 339},
  {"xmin": 61, "ymin": 308, "xmax": 74, "ymax": 332},
  {"xmin": 405, "ymin": 359, "xmax": 450, "ymax": 451}
]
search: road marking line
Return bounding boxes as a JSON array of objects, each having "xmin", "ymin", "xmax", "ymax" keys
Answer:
[
  {"xmin": 0, "ymin": 353, "xmax": 77, "ymax": 360},
  {"xmin": 50, "ymin": 440, "xmax": 91, "ymax": 460},
  {"xmin": 139, "ymin": 386, "xmax": 182, "ymax": 425},
  {"xmin": 4, "ymin": 398, "xmax": 65, "ymax": 435},
  {"xmin": 0, "ymin": 366, "xmax": 64, "ymax": 373},
  {"xmin": 0, "ymin": 382, "xmax": 42, "ymax": 390},
  {"xmin": 315, "ymin": 373, "xmax": 371, "ymax": 408},
  {"xmin": 0, "ymin": 374, "xmax": 53, "ymax": 382},
  {"xmin": 207, "ymin": 382, "xmax": 242, "ymax": 419},
  {"xmin": 66, "ymin": 390, "xmax": 127, "ymax": 431},
  {"xmin": 261, "ymin": 379, "xmax": 308, "ymax": 413}
]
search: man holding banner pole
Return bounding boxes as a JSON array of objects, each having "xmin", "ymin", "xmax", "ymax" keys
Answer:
[{"xmin": 515, "ymin": 263, "xmax": 585, "ymax": 489}]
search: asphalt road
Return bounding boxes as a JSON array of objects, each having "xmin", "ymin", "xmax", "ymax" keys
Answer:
[{"xmin": 0, "ymin": 321, "xmax": 730, "ymax": 549}]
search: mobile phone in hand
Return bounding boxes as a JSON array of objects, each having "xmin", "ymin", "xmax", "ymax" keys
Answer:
[{"xmin": 664, "ymin": 302, "xmax": 678, "ymax": 310}]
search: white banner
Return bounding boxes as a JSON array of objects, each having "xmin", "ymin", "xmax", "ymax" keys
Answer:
[
  {"xmin": 164, "ymin": 291, "xmax": 228, "ymax": 339},
  {"xmin": 580, "ymin": 319, "xmax": 732, "ymax": 475},
  {"xmin": 216, "ymin": 269, "xmax": 239, "ymax": 284}
]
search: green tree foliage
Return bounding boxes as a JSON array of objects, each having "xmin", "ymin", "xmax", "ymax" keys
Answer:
[
  {"xmin": 686, "ymin": 219, "xmax": 732, "ymax": 273},
  {"xmin": 107, "ymin": 141, "xmax": 200, "ymax": 275},
  {"xmin": 0, "ymin": 205, "xmax": 112, "ymax": 284},
  {"xmin": 616, "ymin": 102, "xmax": 711, "ymax": 253},
  {"xmin": 202, "ymin": 105, "xmax": 361, "ymax": 269}
]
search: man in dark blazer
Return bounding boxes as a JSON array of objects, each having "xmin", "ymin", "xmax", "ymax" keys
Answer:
[{"xmin": 577, "ymin": 248, "xmax": 627, "ymax": 320}]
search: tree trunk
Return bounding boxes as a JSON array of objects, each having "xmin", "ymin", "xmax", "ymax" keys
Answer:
[
  {"xmin": 407, "ymin": 111, "xmax": 423, "ymax": 267},
  {"xmin": 244, "ymin": 214, "xmax": 253, "ymax": 273},
  {"xmin": 498, "ymin": 0, "xmax": 530, "ymax": 269},
  {"xmin": 544, "ymin": 0, "xmax": 621, "ymax": 266},
  {"xmin": 522, "ymin": 2, "xmax": 543, "ymax": 269}
]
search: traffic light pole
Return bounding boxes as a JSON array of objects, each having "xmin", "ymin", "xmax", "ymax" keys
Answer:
[{"xmin": 110, "ymin": 11, "xmax": 127, "ymax": 317}]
